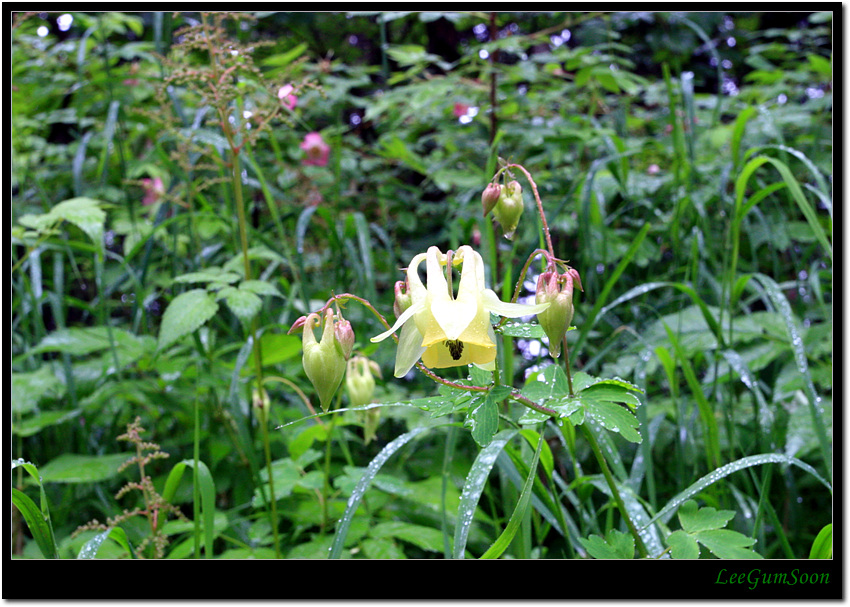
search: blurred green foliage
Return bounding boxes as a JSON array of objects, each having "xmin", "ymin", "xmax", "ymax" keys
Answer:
[{"xmin": 11, "ymin": 11, "xmax": 832, "ymax": 570}]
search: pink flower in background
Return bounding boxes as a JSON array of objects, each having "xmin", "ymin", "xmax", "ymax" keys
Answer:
[
  {"xmin": 300, "ymin": 132, "xmax": 330, "ymax": 167},
  {"xmin": 453, "ymin": 102, "xmax": 470, "ymax": 118},
  {"xmin": 141, "ymin": 177, "xmax": 164, "ymax": 205},
  {"xmin": 278, "ymin": 84, "xmax": 298, "ymax": 110}
]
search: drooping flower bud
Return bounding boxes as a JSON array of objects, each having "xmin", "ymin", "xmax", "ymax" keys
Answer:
[
  {"xmin": 393, "ymin": 279, "xmax": 412, "ymax": 318},
  {"xmin": 301, "ymin": 309, "xmax": 348, "ymax": 411},
  {"xmin": 346, "ymin": 356, "xmax": 382, "ymax": 443},
  {"xmin": 535, "ymin": 266, "xmax": 581, "ymax": 358},
  {"xmin": 493, "ymin": 180, "xmax": 524, "ymax": 240},
  {"xmin": 334, "ymin": 312, "xmax": 355, "ymax": 360},
  {"xmin": 481, "ymin": 182, "xmax": 502, "ymax": 217},
  {"xmin": 345, "ymin": 356, "xmax": 378, "ymax": 408}
]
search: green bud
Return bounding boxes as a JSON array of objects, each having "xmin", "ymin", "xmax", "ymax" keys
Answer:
[
  {"xmin": 302, "ymin": 309, "xmax": 347, "ymax": 411},
  {"xmin": 535, "ymin": 268, "xmax": 580, "ymax": 358},
  {"xmin": 345, "ymin": 356, "xmax": 378, "ymax": 408},
  {"xmin": 346, "ymin": 356, "xmax": 382, "ymax": 444},
  {"xmin": 493, "ymin": 180, "xmax": 524, "ymax": 240}
]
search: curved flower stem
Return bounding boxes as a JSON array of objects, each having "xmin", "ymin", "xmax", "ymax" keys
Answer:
[
  {"xmin": 263, "ymin": 375, "xmax": 325, "ymax": 428},
  {"xmin": 492, "ymin": 163, "xmax": 555, "ymax": 258}
]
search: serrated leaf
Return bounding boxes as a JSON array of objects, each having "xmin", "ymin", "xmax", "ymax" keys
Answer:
[
  {"xmin": 572, "ymin": 371, "xmax": 644, "ymax": 394},
  {"xmin": 667, "ymin": 529, "xmax": 700, "ymax": 559},
  {"xmin": 548, "ymin": 394, "xmax": 584, "ymax": 420},
  {"xmin": 468, "ymin": 386, "xmax": 510, "ymax": 447},
  {"xmin": 411, "ymin": 395, "xmax": 466, "ymax": 417},
  {"xmin": 217, "ymin": 285, "xmax": 262, "ymax": 323},
  {"xmin": 677, "ymin": 499, "xmax": 735, "ymax": 533},
  {"xmin": 694, "ymin": 528, "xmax": 762, "ymax": 559},
  {"xmin": 581, "ymin": 397, "xmax": 642, "ymax": 443},
  {"xmin": 522, "ymin": 364, "xmax": 570, "ymax": 402},
  {"xmin": 579, "ymin": 529, "xmax": 635, "ymax": 559},
  {"xmin": 582, "ymin": 384, "xmax": 642, "ymax": 410},
  {"xmin": 157, "ymin": 289, "xmax": 219, "ymax": 350}
]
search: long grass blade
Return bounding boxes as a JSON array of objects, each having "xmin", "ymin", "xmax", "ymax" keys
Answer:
[
  {"xmin": 480, "ymin": 432, "xmax": 542, "ymax": 559},
  {"xmin": 452, "ymin": 429, "xmax": 518, "ymax": 559},
  {"xmin": 330, "ymin": 425, "xmax": 430, "ymax": 559}
]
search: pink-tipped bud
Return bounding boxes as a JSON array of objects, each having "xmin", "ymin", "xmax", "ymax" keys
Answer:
[
  {"xmin": 334, "ymin": 314, "xmax": 355, "ymax": 360},
  {"xmin": 301, "ymin": 309, "xmax": 348, "ymax": 411},
  {"xmin": 393, "ymin": 279, "xmax": 412, "ymax": 318},
  {"xmin": 288, "ymin": 315, "xmax": 308, "ymax": 334},
  {"xmin": 481, "ymin": 182, "xmax": 502, "ymax": 217},
  {"xmin": 535, "ymin": 267, "xmax": 580, "ymax": 358}
]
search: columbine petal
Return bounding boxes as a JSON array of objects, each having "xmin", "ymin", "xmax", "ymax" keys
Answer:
[
  {"xmin": 424, "ymin": 246, "xmax": 479, "ymax": 344},
  {"xmin": 481, "ymin": 289, "xmax": 550, "ymax": 318},
  {"xmin": 394, "ymin": 317, "xmax": 427, "ymax": 377},
  {"xmin": 371, "ymin": 300, "xmax": 423, "ymax": 343}
]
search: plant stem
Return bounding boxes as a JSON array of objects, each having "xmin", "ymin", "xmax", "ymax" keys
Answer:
[
  {"xmin": 506, "ymin": 164, "xmax": 555, "ymax": 257},
  {"xmin": 258, "ymin": 407, "xmax": 281, "ymax": 558},
  {"xmin": 229, "ymin": 127, "xmax": 280, "ymax": 558},
  {"xmin": 580, "ymin": 423, "xmax": 649, "ymax": 558},
  {"xmin": 562, "ymin": 337, "xmax": 575, "ymax": 397}
]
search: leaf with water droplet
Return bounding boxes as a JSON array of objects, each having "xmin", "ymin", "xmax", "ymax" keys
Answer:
[
  {"xmin": 330, "ymin": 426, "xmax": 431, "ymax": 559},
  {"xmin": 77, "ymin": 526, "xmax": 136, "ymax": 559},
  {"xmin": 495, "ymin": 322, "xmax": 545, "ymax": 339},
  {"xmin": 453, "ymin": 429, "xmax": 518, "ymax": 559},
  {"xmin": 645, "ymin": 453, "xmax": 832, "ymax": 531}
]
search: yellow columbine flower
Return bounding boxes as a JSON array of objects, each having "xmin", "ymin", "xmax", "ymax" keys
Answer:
[{"xmin": 371, "ymin": 245, "xmax": 550, "ymax": 377}]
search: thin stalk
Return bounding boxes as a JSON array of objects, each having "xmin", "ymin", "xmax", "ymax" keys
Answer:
[
  {"xmin": 580, "ymin": 423, "xmax": 649, "ymax": 558},
  {"xmin": 230, "ymin": 155, "xmax": 280, "ymax": 556},
  {"xmin": 193, "ymin": 388, "xmax": 202, "ymax": 558},
  {"xmin": 562, "ymin": 336, "xmax": 574, "ymax": 397},
  {"xmin": 258, "ymin": 408, "xmax": 281, "ymax": 558},
  {"xmin": 321, "ymin": 411, "xmax": 339, "ymax": 533}
]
